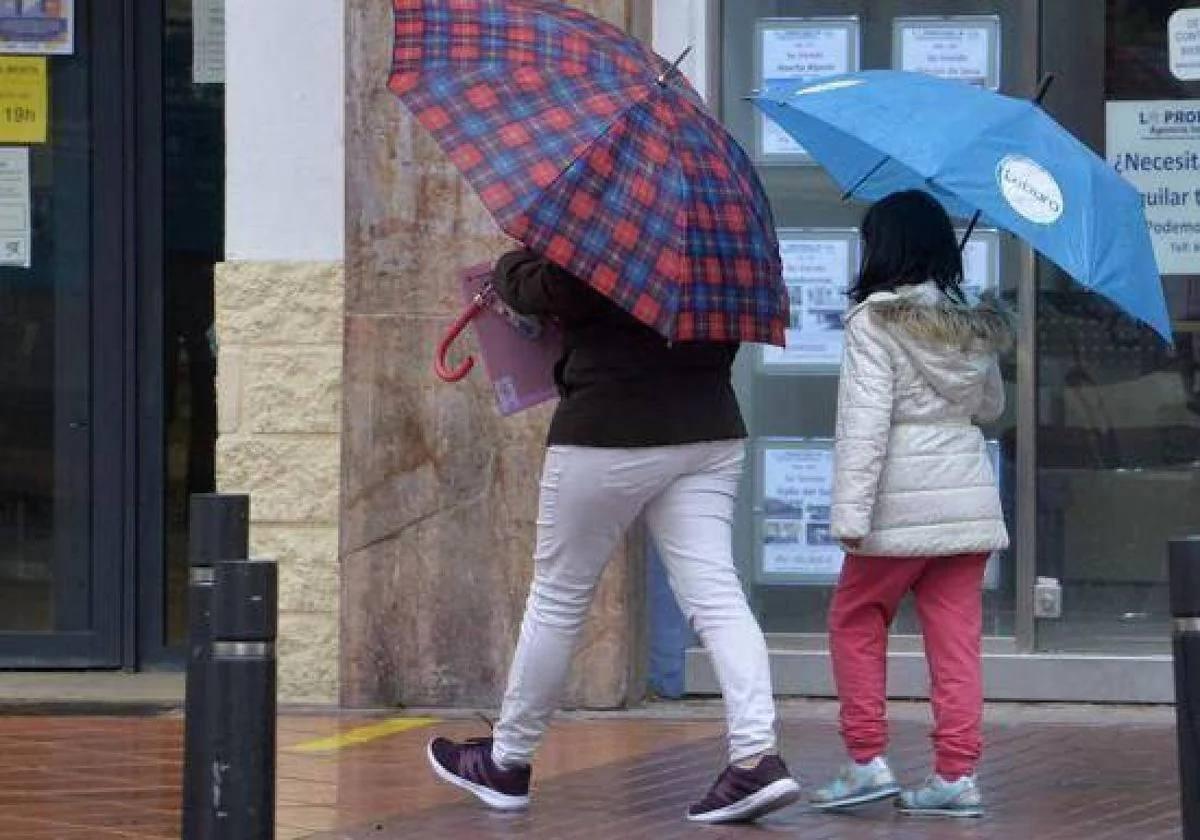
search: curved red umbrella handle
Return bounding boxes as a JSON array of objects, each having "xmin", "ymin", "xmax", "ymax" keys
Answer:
[{"xmin": 433, "ymin": 293, "xmax": 488, "ymax": 383}]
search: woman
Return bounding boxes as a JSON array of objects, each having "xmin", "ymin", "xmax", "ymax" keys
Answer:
[
  {"xmin": 810, "ymin": 190, "xmax": 1012, "ymax": 818},
  {"xmin": 426, "ymin": 248, "xmax": 800, "ymax": 824}
]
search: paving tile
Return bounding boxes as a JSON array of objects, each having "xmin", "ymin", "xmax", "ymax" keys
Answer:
[{"xmin": 0, "ymin": 707, "xmax": 1180, "ymax": 839}]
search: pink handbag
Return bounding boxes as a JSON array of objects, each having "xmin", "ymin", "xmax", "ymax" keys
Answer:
[{"xmin": 434, "ymin": 262, "xmax": 562, "ymax": 416}]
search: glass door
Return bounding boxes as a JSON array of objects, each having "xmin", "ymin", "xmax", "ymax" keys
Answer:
[
  {"xmin": 1035, "ymin": 1, "xmax": 1200, "ymax": 654},
  {"xmin": 0, "ymin": 3, "xmax": 123, "ymax": 666},
  {"xmin": 718, "ymin": 0, "xmax": 1039, "ymax": 650}
]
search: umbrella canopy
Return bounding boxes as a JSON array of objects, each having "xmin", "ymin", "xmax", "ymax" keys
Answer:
[
  {"xmin": 751, "ymin": 70, "xmax": 1171, "ymax": 343},
  {"xmin": 390, "ymin": 0, "xmax": 788, "ymax": 345}
]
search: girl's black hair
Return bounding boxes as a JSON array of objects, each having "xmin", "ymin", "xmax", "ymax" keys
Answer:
[{"xmin": 848, "ymin": 190, "xmax": 965, "ymax": 304}]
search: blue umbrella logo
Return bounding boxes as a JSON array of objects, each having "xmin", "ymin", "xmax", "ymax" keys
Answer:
[{"xmin": 996, "ymin": 155, "xmax": 1064, "ymax": 226}]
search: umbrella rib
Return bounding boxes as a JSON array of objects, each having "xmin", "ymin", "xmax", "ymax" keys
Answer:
[{"xmin": 842, "ymin": 156, "xmax": 891, "ymax": 201}]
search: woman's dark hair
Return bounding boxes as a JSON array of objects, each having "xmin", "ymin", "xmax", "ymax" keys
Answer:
[{"xmin": 848, "ymin": 190, "xmax": 965, "ymax": 304}]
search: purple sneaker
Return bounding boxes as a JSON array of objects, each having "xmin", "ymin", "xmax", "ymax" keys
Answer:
[
  {"xmin": 426, "ymin": 736, "xmax": 531, "ymax": 811},
  {"xmin": 687, "ymin": 754, "xmax": 802, "ymax": 824}
]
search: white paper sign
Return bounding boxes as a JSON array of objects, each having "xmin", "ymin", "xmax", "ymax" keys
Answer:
[
  {"xmin": 898, "ymin": 23, "xmax": 996, "ymax": 88},
  {"xmin": 193, "ymin": 0, "xmax": 225, "ymax": 84},
  {"xmin": 1107, "ymin": 100, "xmax": 1200, "ymax": 275},
  {"xmin": 0, "ymin": 0, "xmax": 73, "ymax": 56},
  {"xmin": 1170, "ymin": 8, "xmax": 1200, "ymax": 81},
  {"xmin": 959, "ymin": 229, "xmax": 999, "ymax": 298},
  {"xmin": 762, "ymin": 234, "xmax": 854, "ymax": 369},
  {"xmin": 0, "ymin": 146, "xmax": 31, "ymax": 267},
  {"xmin": 758, "ymin": 22, "xmax": 856, "ymax": 157},
  {"xmin": 761, "ymin": 448, "xmax": 842, "ymax": 578}
]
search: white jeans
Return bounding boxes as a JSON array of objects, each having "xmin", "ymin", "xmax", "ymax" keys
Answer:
[{"xmin": 492, "ymin": 441, "xmax": 778, "ymax": 767}]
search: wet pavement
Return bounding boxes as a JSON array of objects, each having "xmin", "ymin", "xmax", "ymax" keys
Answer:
[{"xmin": 0, "ymin": 702, "xmax": 1179, "ymax": 838}]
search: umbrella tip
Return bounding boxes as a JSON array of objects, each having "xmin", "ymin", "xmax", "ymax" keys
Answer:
[{"xmin": 657, "ymin": 44, "xmax": 694, "ymax": 86}]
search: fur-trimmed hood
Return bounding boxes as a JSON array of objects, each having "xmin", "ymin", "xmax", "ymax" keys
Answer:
[
  {"xmin": 848, "ymin": 282, "xmax": 1013, "ymax": 407},
  {"xmin": 857, "ymin": 282, "xmax": 1015, "ymax": 353}
]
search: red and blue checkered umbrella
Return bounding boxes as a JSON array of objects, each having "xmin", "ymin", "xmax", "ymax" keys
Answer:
[{"xmin": 389, "ymin": 0, "xmax": 787, "ymax": 346}]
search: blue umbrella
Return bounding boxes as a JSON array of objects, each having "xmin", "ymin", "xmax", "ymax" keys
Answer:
[{"xmin": 750, "ymin": 70, "xmax": 1172, "ymax": 343}]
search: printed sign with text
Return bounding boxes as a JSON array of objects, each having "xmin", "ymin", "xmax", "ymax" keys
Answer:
[
  {"xmin": 1107, "ymin": 100, "xmax": 1200, "ymax": 275},
  {"xmin": 756, "ymin": 19, "xmax": 858, "ymax": 159}
]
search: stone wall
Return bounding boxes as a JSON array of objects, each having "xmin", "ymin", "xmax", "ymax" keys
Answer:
[
  {"xmin": 341, "ymin": 0, "xmax": 645, "ymax": 709},
  {"xmin": 214, "ymin": 261, "xmax": 344, "ymax": 704}
]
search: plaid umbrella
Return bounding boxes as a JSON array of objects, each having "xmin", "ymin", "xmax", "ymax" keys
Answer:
[{"xmin": 389, "ymin": 0, "xmax": 787, "ymax": 346}]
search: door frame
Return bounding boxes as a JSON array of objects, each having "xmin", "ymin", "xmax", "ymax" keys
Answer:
[
  {"xmin": 0, "ymin": 1, "xmax": 125, "ymax": 667},
  {"xmin": 0, "ymin": 0, "xmax": 180, "ymax": 669},
  {"xmin": 131, "ymin": 0, "xmax": 177, "ymax": 669}
]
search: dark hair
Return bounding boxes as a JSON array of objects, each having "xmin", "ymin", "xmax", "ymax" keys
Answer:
[{"xmin": 848, "ymin": 190, "xmax": 965, "ymax": 304}]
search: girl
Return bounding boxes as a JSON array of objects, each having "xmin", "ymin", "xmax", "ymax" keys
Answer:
[
  {"xmin": 810, "ymin": 190, "xmax": 1012, "ymax": 818},
  {"xmin": 426, "ymin": 249, "xmax": 801, "ymax": 824}
]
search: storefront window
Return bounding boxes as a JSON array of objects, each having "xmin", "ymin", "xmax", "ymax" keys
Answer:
[
  {"xmin": 719, "ymin": 1, "xmax": 1199, "ymax": 660},
  {"xmin": 1035, "ymin": 0, "xmax": 1200, "ymax": 653},
  {"xmin": 721, "ymin": 0, "xmax": 1036, "ymax": 644}
]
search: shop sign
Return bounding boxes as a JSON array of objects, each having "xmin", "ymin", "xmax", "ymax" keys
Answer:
[
  {"xmin": 0, "ymin": 146, "xmax": 31, "ymax": 268},
  {"xmin": 1170, "ymin": 8, "xmax": 1200, "ymax": 81},
  {"xmin": 1107, "ymin": 100, "xmax": 1200, "ymax": 275},
  {"xmin": 756, "ymin": 18, "xmax": 859, "ymax": 159},
  {"xmin": 0, "ymin": 55, "xmax": 45, "ymax": 143},
  {"xmin": 0, "ymin": 0, "xmax": 72, "ymax": 56},
  {"xmin": 894, "ymin": 16, "xmax": 1001, "ymax": 90}
]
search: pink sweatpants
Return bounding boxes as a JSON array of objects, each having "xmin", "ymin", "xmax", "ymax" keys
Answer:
[{"xmin": 828, "ymin": 552, "xmax": 989, "ymax": 779}]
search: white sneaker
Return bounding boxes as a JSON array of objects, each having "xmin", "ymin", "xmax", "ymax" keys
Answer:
[
  {"xmin": 897, "ymin": 774, "xmax": 984, "ymax": 818},
  {"xmin": 810, "ymin": 756, "xmax": 900, "ymax": 811}
]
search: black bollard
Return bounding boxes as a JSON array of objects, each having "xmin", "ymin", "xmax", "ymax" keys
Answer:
[
  {"xmin": 182, "ymin": 494, "xmax": 249, "ymax": 840},
  {"xmin": 208, "ymin": 558, "xmax": 278, "ymax": 840},
  {"xmin": 1170, "ymin": 537, "xmax": 1200, "ymax": 840}
]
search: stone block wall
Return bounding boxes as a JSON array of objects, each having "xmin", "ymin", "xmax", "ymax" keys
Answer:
[{"xmin": 214, "ymin": 260, "xmax": 345, "ymax": 704}]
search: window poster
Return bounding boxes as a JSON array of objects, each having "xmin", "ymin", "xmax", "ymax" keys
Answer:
[
  {"xmin": 1169, "ymin": 8, "xmax": 1200, "ymax": 81},
  {"xmin": 1106, "ymin": 100, "xmax": 1200, "ymax": 275},
  {"xmin": 894, "ymin": 16, "xmax": 1001, "ymax": 90},
  {"xmin": 0, "ymin": 146, "xmax": 31, "ymax": 267},
  {"xmin": 757, "ymin": 440, "xmax": 1004, "ymax": 587},
  {"xmin": 957, "ymin": 228, "xmax": 1000, "ymax": 299},
  {"xmin": 0, "ymin": 0, "xmax": 73, "ymax": 56},
  {"xmin": 759, "ymin": 444, "xmax": 841, "ymax": 581},
  {"xmin": 0, "ymin": 55, "xmax": 46, "ymax": 143},
  {"xmin": 193, "ymin": 0, "xmax": 225, "ymax": 85},
  {"xmin": 761, "ymin": 230, "xmax": 858, "ymax": 373},
  {"xmin": 756, "ymin": 18, "xmax": 859, "ymax": 160}
]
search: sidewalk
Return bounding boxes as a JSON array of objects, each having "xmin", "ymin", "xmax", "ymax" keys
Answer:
[{"xmin": 0, "ymin": 701, "xmax": 1178, "ymax": 838}]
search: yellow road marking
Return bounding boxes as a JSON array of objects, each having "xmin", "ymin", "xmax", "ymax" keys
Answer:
[{"xmin": 290, "ymin": 716, "xmax": 439, "ymax": 753}]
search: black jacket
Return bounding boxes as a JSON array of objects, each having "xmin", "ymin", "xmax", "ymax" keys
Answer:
[{"xmin": 492, "ymin": 249, "xmax": 747, "ymax": 448}]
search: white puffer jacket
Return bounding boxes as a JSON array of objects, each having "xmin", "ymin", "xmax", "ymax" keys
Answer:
[{"xmin": 830, "ymin": 282, "xmax": 1013, "ymax": 557}]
